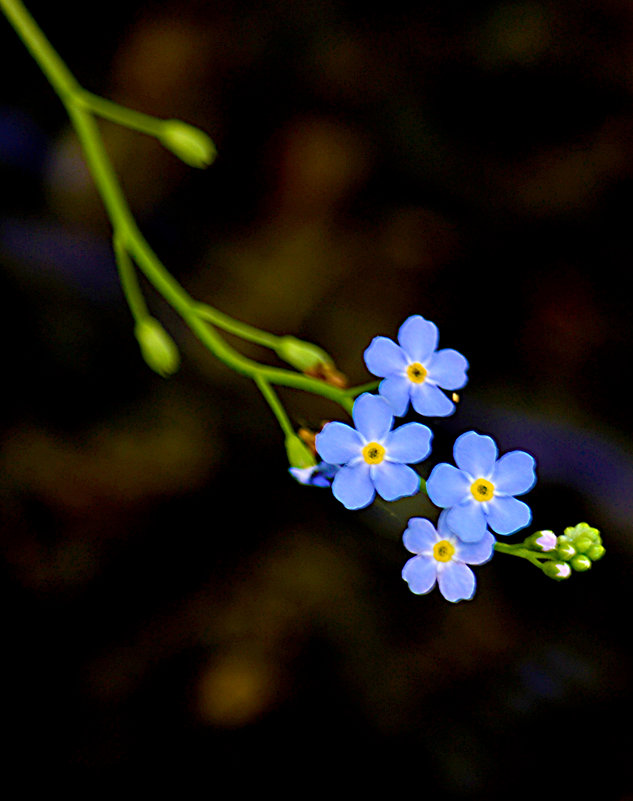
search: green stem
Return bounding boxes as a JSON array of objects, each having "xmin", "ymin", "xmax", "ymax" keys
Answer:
[
  {"xmin": 77, "ymin": 89, "xmax": 165, "ymax": 137},
  {"xmin": 1, "ymin": 0, "xmax": 362, "ymax": 418},
  {"xmin": 193, "ymin": 302, "xmax": 281, "ymax": 350},
  {"xmin": 344, "ymin": 380, "xmax": 380, "ymax": 397},
  {"xmin": 0, "ymin": 0, "xmax": 80, "ymax": 100},
  {"xmin": 254, "ymin": 375, "xmax": 294, "ymax": 438},
  {"xmin": 493, "ymin": 542, "xmax": 554, "ymax": 568},
  {"xmin": 113, "ymin": 233, "xmax": 149, "ymax": 323}
]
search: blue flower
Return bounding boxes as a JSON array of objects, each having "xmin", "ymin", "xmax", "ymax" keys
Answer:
[
  {"xmin": 315, "ymin": 392, "xmax": 432, "ymax": 510},
  {"xmin": 402, "ymin": 512, "xmax": 495, "ymax": 602},
  {"xmin": 289, "ymin": 462, "xmax": 339, "ymax": 488},
  {"xmin": 426, "ymin": 430, "xmax": 536, "ymax": 543},
  {"xmin": 363, "ymin": 315, "xmax": 468, "ymax": 417}
]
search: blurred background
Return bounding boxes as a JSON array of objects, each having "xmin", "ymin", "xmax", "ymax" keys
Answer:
[{"xmin": 1, "ymin": 0, "xmax": 632, "ymax": 792}]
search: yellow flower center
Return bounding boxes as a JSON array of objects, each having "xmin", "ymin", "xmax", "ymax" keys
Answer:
[
  {"xmin": 433, "ymin": 540, "xmax": 455, "ymax": 563},
  {"xmin": 406, "ymin": 362, "xmax": 427, "ymax": 384},
  {"xmin": 470, "ymin": 478, "xmax": 494, "ymax": 502},
  {"xmin": 362, "ymin": 442, "xmax": 386, "ymax": 464}
]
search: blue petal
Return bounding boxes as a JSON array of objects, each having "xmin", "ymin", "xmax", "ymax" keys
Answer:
[
  {"xmin": 364, "ymin": 336, "xmax": 407, "ymax": 377},
  {"xmin": 397, "ymin": 315, "xmax": 438, "ymax": 362},
  {"xmin": 384, "ymin": 422, "xmax": 432, "ymax": 464},
  {"xmin": 289, "ymin": 466, "xmax": 317, "ymax": 485},
  {"xmin": 378, "ymin": 375, "xmax": 411, "ymax": 417},
  {"xmin": 446, "ymin": 501, "xmax": 488, "ymax": 542},
  {"xmin": 315, "ymin": 422, "xmax": 362, "ymax": 465},
  {"xmin": 402, "ymin": 555, "xmax": 438, "ymax": 595},
  {"xmin": 403, "ymin": 517, "xmax": 438, "ymax": 555},
  {"xmin": 426, "ymin": 463, "xmax": 470, "ymax": 507},
  {"xmin": 332, "ymin": 463, "xmax": 375, "ymax": 509},
  {"xmin": 437, "ymin": 562, "xmax": 476, "ymax": 602},
  {"xmin": 436, "ymin": 510, "xmax": 455, "ymax": 539},
  {"xmin": 492, "ymin": 451, "xmax": 536, "ymax": 495},
  {"xmin": 486, "ymin": 496, "xmax": 532, "ymax": 535},
  {"xmin": 410, "ymin": 382, "xmax": 455, "ymax": 417},
  {"xmin": 453, "ymin": 431, "xmax": 498, "ymax": 477},
  {"xmin": 426, "ymin": 348, "xmax": 469, "ymax": 390},
  {"xmin": 372, "ymin": 461, "xmax": 420, "ymax": 501},
  {"xmin": 456, "ymin": 530, "xmax": 496, "ymax": 565},
  {"xmin": 352, "ymin": 393, "xmax": 393, "ymax": 441},
  {"xmin": 308, "ymin": 462, "xmax": 339, "ymax": 487}
]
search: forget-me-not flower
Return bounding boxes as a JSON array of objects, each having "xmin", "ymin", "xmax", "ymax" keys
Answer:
[
  {"xmin": 426, "ymin": 430, "xmax": 536, "ymax": 543},
  {"xmin": 289, "ymin": 462, "xmax": 339, "ymax": 488},
  {"xmin": 315, "ymin": 392, "xmax": 432, "ymax": 510},
  {"xmin": 402, "ymin": 512, "xmax": 495, "ymax": 602},
  {"xmin": 363, "ymin": 314, "xmax": 468, "ymax": 417}
]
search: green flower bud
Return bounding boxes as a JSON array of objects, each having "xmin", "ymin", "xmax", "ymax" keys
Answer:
[
  {"xmin": 159, "ymin": 120, "xmax": 217, "ymax": 168},
  {"xmin": 570, "ymin": 554, "xmax": 592, "ymax": 572},
  {"xmin": 573, "ymin": 536, "xmax": 593, "ymax": 554},
  {"xmin": 135, "ymin": 318, "xmax": 180, "ymax": 377},
  {"xmin": 586, "ymin": 544, "xmax": 605, "ymax": 562},
  {"xmin": 285, "ymin": 434, "xmax": 317, "ymax": 469},
  {"xmin": 564, "ymin": 522, "xmax": 600, "ymax": 543},
  {"xmin": 276, "ymin": 336, "xmax": 334, "ymax": 373},
  {"xmin": 556, "ymin": 536, "xmax": 576, "ymax": 561},
  {"xmin": 543, "ymin": 561, "xmax": 572, "ymax": 580}
]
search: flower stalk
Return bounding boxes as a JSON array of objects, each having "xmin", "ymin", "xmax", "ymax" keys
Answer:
[{"xmin": 0, "ymin": 0, "xmax": 362, "ymax": 438}]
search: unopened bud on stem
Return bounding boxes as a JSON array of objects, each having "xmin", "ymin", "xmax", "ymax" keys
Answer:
[
  {"xmin": 160, "ymin": 120, "xmax": 217, "ymax": 168},
  {"xmin": 543, "ymin": 561, "xmax": 572, "ymax": 580},
  {"xmin": 276, "ymin": 336, "xmax": 334, "ymax": 372},
  {"xmin": 285, "ymin": 434, "xmax": 317, "ymax": 469},
  {"xmin": 135, "ymin": 318, "xmax": 180, "ymax": 377}
]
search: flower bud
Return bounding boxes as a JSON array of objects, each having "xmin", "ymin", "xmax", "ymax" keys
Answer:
[
  {"xmin": 543, "ymin": 561, "xmax": 571, "ymax": 580},
  {"xmin": 570, "ymin": 554, "xmax": 592, "ymax": 572},
  {"xmin": 586, "ymin": 544, "xmax": 605, "ymax": 562},
  {"xmin": 135, "ymin": 318, "xmax": 180, "ymax": 377},
  {"xmin": 276, "ymin": 336, "xmax": 334, "ymax": 373},
  {"xmin": 564, "ymin": 522, "xmax": 600, "ymax": 543},
  {"xmin": 556, "ymin": 536, "xmax": 576, "ymax": 561},
  {"xmin": 285, "ymin": 434, "xmax": 317, "ymax": 469},
  {"xmin": 529, "ymin": 530, "xmax": 557, "ymax": 552},
  {"xmin": 160, "ymin": 120, "xmax": 217, "ymax": 168},
  {"xmin": 573, "ymin": 536, "xmax": 593, "ymax": 554}
]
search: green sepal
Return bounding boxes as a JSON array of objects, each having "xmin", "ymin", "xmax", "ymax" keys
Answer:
[{"xmin": 285, "ymin": 434, "xmax": 317, "ymax": 469}]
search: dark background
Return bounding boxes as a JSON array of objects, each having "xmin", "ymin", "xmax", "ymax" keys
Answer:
[{"xmin": 1, "ymin": 0, "xmax": 632, "ymax": 793}]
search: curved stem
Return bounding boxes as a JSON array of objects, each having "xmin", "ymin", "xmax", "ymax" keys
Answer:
[
  {"xmin": 494, "ymin": 542, "xmax": 554, "ymax": 568},
  {"xmin": 193, "ymin": 302, "xmax": 281, "ymax": 350},
  {"xmin": 255, "ymin": 375, "xmax": 294, "ymax": 438},
  {"xmin": 77, "ymin": 89, "xmax": 166, "ymax": 137},
  {"xmin": 344, "ymin": 380, "xmax": 380, "ymax": 397},
  {"xmin": 113, "ymin": 233, "xmax": 149, "ymax": 323},
  {"xmin": 0, "ymin": 0, "xmax": 80, "ymax": 100},
  {"xmin": 1, "ymin": 0, "xmax": 361, "ymax": 418}
]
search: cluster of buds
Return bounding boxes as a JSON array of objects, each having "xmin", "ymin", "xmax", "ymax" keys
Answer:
[{"xmin": 525, "ymin": 523, "xmax": 605, "ymax": 580}]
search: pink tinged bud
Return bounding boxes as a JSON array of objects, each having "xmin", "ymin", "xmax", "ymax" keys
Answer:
[
  {"xmin": 555, "ymin": 563, "xmax": 571, "ymax": 579},
  {"xmin": 535, "ymin": 530, "xmax": 557, "ymax": 552}
]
